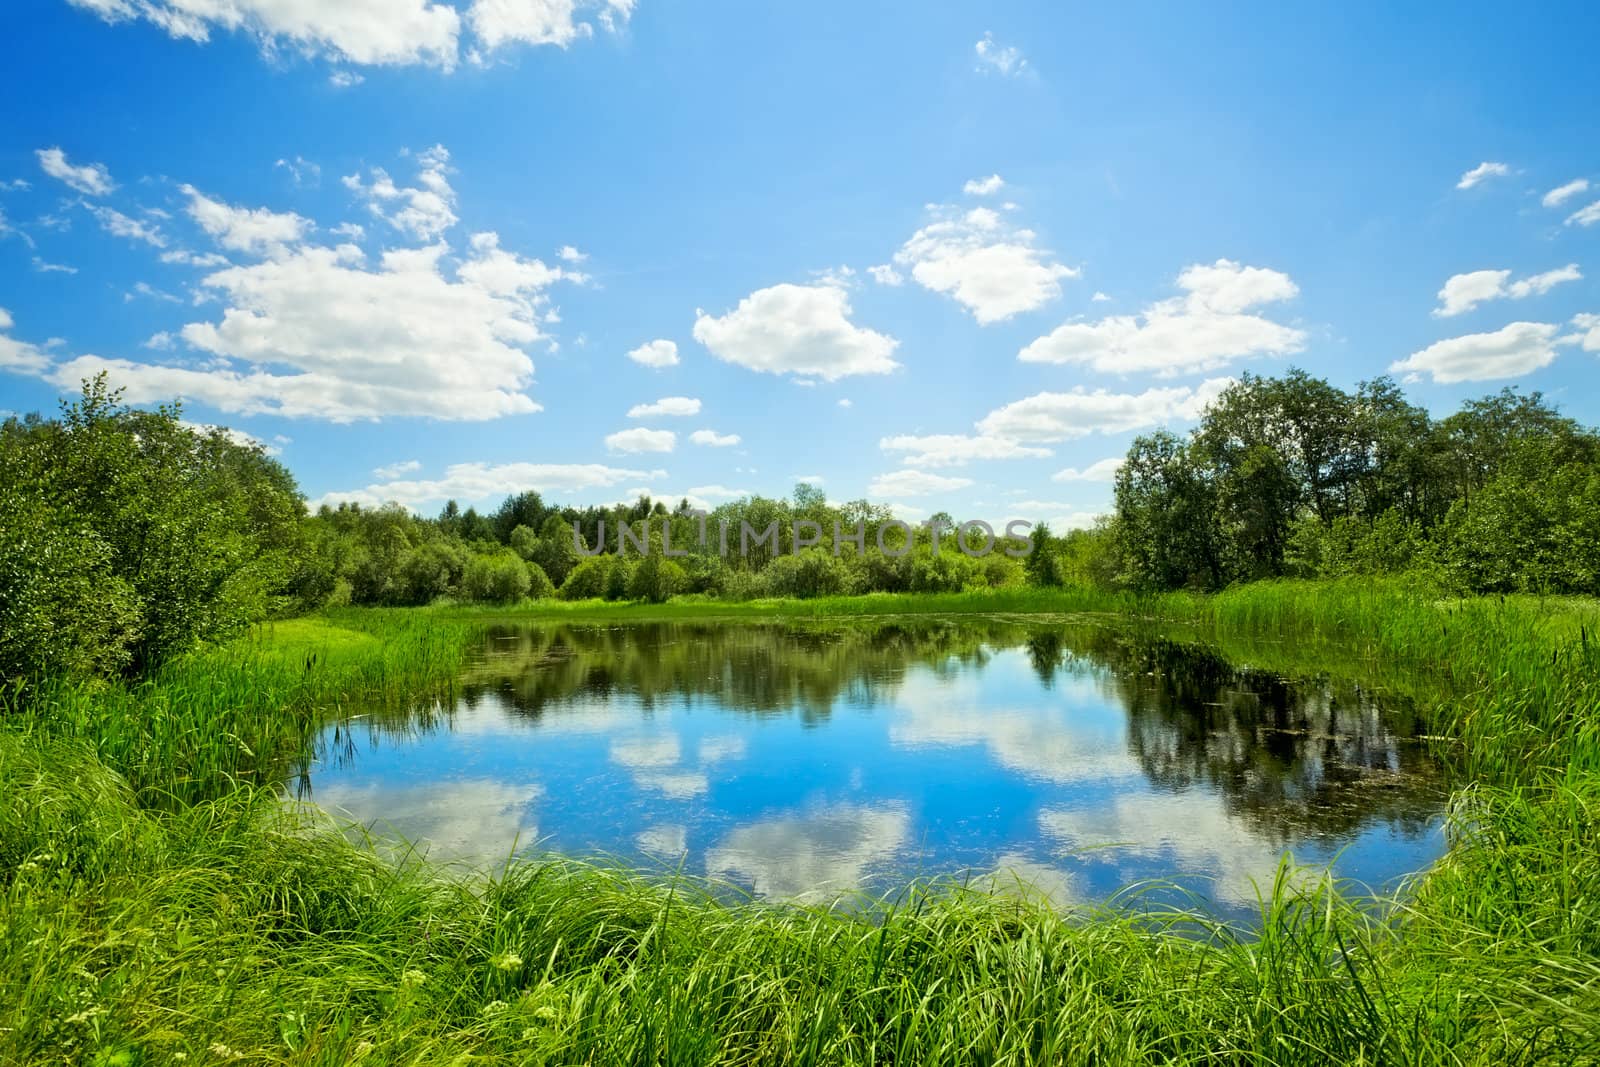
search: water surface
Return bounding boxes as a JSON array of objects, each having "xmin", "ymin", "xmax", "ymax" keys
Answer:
[{"xmin": 293, "ymin": 618, "xmax": 1446, "ymax": 915}]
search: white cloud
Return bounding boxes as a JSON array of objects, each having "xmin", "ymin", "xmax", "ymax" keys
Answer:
[
  {"xmin": 180, "ymin": 420, "xmax": 281, "ymax": 455},
  {"xmin": 64, "ymin": 0, "xmax": 462, "ymax": 69},
  {"xmin": 962, "ymin": 174, "xmax": 1005, "ymax": 196},
  {"xmin": 343, "ymin": 145, "xmax": 457, "ymax": 241},
  {"xmin": 1569, "ymin": 314, "xmax": 1600, "ymax": 352},
  {"xmin": 0, "ymin": 308, "xmax": 54, "ymax": 374},
  {"xmin": 866, "ymin": 469, "xmax": 974, "ymax": 497},
  {"xmin": 627, "ymin": 395, "xmax": 700, "ymax": 418},
  {"xmin": 605, "ymin": 427, "xmax": 676, "ymax": 453},
  {"xmin": 627, "ymin": 338, "xmax": 679, "ymax": 367},
  {"xmin": 878, "ymin": 433, "xmax": 1051, "ymax": 468},
  {"xmin": 837, "ymin": 397, "xmax": 852, "ymax": 408},
  {"xmin": 1433, "ymin": 264, "xmax": 1582, "ymax": 317},
  {"xmin": 866, "ymin": 263, "xmax": 904, "ymax": 286},
  {"xmin": 35, "ymin": 147, "xmax": 114, "ymax": 196},
  {"xmin": 1566, "ymin": 200, "xmax": 1600, "ymax": 228},
  {"xmin": 1456, "ymin": 161, "xmax": 1510, "ymax": 190},
  {"xmin": 181, "ymin": 184, "xmax": 311, "ymax": 254},
  {"xmin": 54, "ymin": 213, "xmax": 581, "ymax": 421},
  {"xmin": 1051, "ymin": 457, "xmax": 1124, "ymax": 482},
  {"xmin": 558, "ymin": 244, "xmax": 587, "ymax": 263},
  {"xmin": 893, "ymin": 204, "xmax": 1076, "ymax": 324},
  {"xmin": 1018, "ymin": 260, "xmax": 1303, "ymax": 375},
  {"xmin": 469, "ymin": 0, "xmax": 589, "ymax": 50},
  {"xmin": 689, "ymin": 428, "xmax": 740, "ymax": 447},
  {"xmin": 32, "ymin": 257, "xmax": 77, "ymax": 274},
  {"xmin": 974, "ymin": 32, "xmax": 1026, "ymax": 76},
  {"xmin": 792, "ymin": 474, "xmax": 823, "ymax": 485},
  {"xmin": 329, "ymin": 69, "xmax": 365, "ymax": 88},
  {"xmin": 1542, "ymin": 179, "xmax": 1590, "ymax": 208},
  {"xmin": 1091, "ymin": 291, "xmax": 1111, "ymax": 302},
  {"xmin": 126, "ymin": 281, "xmax": 182, "ymax": 304},
  {"xmin": 374, "ymin": 459, "xmax": 422, "ymax": 479},
  {"xmin": 160, "ymin": 248, "xmax": 231, "ymax": 268},
  {"xmin": 312, "ymin": 460, "xmax": 663, "ymax": 510},
  {"xmin": 92, "ymin": 206, "xmax": 166, "ymax": 247},
  {"xmin": 1390, "ymin": 321, "xmax": 1562, "ymax": 384},
  {"xmin": 274, "ymin": 155, "xmax": 320, "ymax": 186},
  {"xmin": 693, "ymin": 283, "xmax": 899, "ymax": 381},
  {"xmin": 978, "ymin": 378, "xmax": 1232, "ymax": 443}
]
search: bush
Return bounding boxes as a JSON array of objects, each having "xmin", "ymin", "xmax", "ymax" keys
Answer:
[
  {"xmin": 761, "ymin": 550, "xmax": 850, "ymax": 598},
  {"xmin": 525, "ymin": 560, "xmax": 557, "ymax": 599},
  {"xmin": 461, "ymin": 552, "xmax": 531, "ymax": 603},
  {"xmin": 559, "ymin": 556, "xmax": 614, "ymax": 600},
  {"xmin": 628, "ymin": 553, "xmax": 686, "ymax": 603},
  {"xmin": 396, "ymin": 540, "xmax": 469, "ymax": 605}
]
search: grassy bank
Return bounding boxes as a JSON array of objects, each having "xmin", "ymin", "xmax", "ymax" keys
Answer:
[{"xmin": 4, "ymin": 580, "xmax": 1599, "ymax": 1063}]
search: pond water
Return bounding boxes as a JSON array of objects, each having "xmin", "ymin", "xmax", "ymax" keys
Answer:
[{"xmin": 291, "ymin": 618, "xmax": 1447, "ymax": 916}]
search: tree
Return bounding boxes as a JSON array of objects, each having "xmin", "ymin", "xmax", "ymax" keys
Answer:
[{"xmin": 1115, "ymin": 432, "xmax": 1223, "ymax": 589}]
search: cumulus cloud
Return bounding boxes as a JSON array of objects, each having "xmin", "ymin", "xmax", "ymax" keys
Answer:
[
  {"xmin": 627, "ymin": 338, "xmax": 679, "ymax": 367},
  {"xmin": 689, "ymin": 429, "xmax": 740, "ymax": 447},
  {"xmin": 878, "ymin": 433, "xmax": 1051, "ymax": 468},
  {"xmin": 343, "ymin": 145, "xmax": 458, "ymax": 241},
  {"xmin": 693, "ymin": 283, "xmax": 899, "ymax": 381},
  {"xmin": 311, "ymin": 460, "xmax": 664, "ymax": 510},
  {"xmin": 893, "ymin": 204, "xmax": 1076, "ymax": 323},
  {"xmin": 977, "ymin": 378, "xmax": 1232, "ymax": 442},
  {"xmin": 1018, "ymin": 260, "xmax": 1303, "ymax": 375},
  {"xmin": 1390, "ymin": 322, "xmax": 1562, "ymax": 383},
  {"xmin": 0, "ymin": 308, "xmax": 54, "ymax": 373},
  {"xmin": 558, "ymin": 244, "xmax": 587, "ymax": 263},
  {"xmin": 1433, "ymin": 265, "xmax": 1582, "ymax": 317},
  {"xmin": 1456, "ymin": 161, "xmax": 1510, "ymax": 190},
  {"xmin": 50, "ymin": 201, "xmax": 582, "ymax": 420},
  {"xmin": 181, "ymin": 183, "xmax": 312, "ymax": 254},
  {"xmin": 1051, "ymin": 457, "xmax": 1124, "ymax": 482},
  {"xmin": 1568, "ymin": 314, "xmax": 1600, "ymax": 352},
  {"xmin": 35, "ymin": 147, "xmax": 114, "ymax": 195},
  {"xmin": 64, "ymin": 0, "xmax": 463, "ymax": 69},
  {"xmin": 1542, "ymin": 179, "xmax": 1590, "ymax": 208},
  {"xmin": 470, "ymin": 0, "xmax": 590, "ymax": 50},
  {"xmin": 962, "ymin": 174, "xmax": 1005, "ymax": 196},
  {"xmin": 866, "ymin": 469, "xmax": 974, "ymax": 497},
  {"xmin": 866, "ymin": 263, "xmax": 904, "ymax": 286},
  {"xmin": 627, "ymin": 396, "xmax": 700, "ymax": 418},
  {"xmin": 66, "ymin": 0, "xmax": 632, "ymax": 68},
  {"xmin": 605, "ymin": 427, "xmax": 676, "ymax": 453},
  {"xmin": 974, "ymin": 32, "xmax": 1026, "ymax": 76}
]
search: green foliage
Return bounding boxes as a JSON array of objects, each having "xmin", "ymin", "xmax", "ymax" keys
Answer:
[
  {"xmin": 559, "ymin": 556, "xmax": 615, "ymax": 600},
  {"xmin": 760, "ymin": 549, "xmax": 853, "ymax": 598},
  {"xmin": 627, "ymin": 553, "xmax": 686, "ymax": 603},
  {"xmin": 524, "ymin": 559, "xmax": 557, "ymax": 600},
  {"xmin": 1113, "ymin": 371, "xmax": 1600, "ymax": 595},
  {"xmin": 461, "ymin": 552, "xmax": 532, "ymax": 604},
  {"xmin": 0, "ymin": 377, "xmax": 304, "ymax": 680}
]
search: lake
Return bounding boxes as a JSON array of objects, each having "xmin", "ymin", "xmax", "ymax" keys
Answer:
[{"xmin": 291, "ymin": 617, "xmax": 1447, "ymax": 916}]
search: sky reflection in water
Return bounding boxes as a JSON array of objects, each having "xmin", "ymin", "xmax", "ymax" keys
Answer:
[{"xmin": 293, "ymin": 620, "xmax": 1446, "ymax": 916}]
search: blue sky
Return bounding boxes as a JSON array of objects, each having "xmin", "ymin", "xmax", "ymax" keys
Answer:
[{"xmin": 2, "ymin": 0, "xmax": 1598, "ymax": 527}]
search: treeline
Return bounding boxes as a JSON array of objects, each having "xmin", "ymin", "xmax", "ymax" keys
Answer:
[
  {"xmin": 292, "ymin": 480, "xmax": 1031, "ymax": 611},
  {"xmin": 1095, "ymin": 370, "xmax": 1600, "ymax": 594},
  {"xmin": 5, "ymin": 369, "xmax": 1598, "ymax": 684}
]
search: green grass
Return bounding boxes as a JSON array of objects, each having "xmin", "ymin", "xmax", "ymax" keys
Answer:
[{"xmin": 4, "ymin": 579, "xmax": 1599, "ymax": 1064}]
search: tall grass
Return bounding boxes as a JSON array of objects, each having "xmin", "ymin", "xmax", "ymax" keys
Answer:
[{"xmin": 4, "ymin": 579, "xmax": 1599, "ymax": 1063}]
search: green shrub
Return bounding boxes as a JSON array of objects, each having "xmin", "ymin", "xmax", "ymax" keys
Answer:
[{"xmin": 461, "ymin": 552, "xmax": 531, "ymax": 603}]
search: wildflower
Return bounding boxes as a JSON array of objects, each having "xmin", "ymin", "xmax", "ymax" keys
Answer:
[
  {"xmin": 401, "ymin": 968, "xmax": 427, "ymax": 988},
  {"xmin": 481, "ymin": 1000, "xmax": 509, "ymax": 1017},
  {"xmin": 534, "ymin": 1005, "xmax": 559, "ymax": 1022},
  {"xmin": 491, "ymin": 951, "xmax": 524, "ymax": 971}
]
